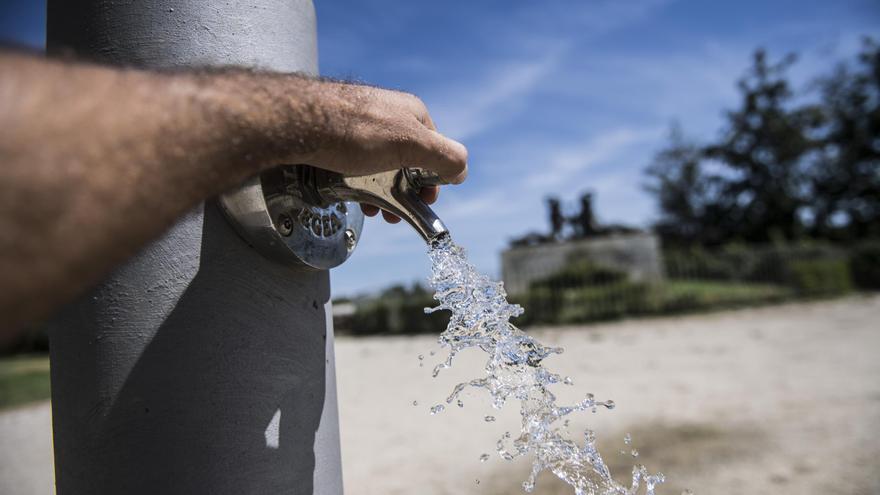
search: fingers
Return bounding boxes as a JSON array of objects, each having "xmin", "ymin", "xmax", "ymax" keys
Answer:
[
  {"xmin": 361, "ymin": 204, "xmax": 379, "ymax": 217},
  {"xmin": 360, "ymin": 186, "xmax": 437, "ymax": 225},
  {"xmin": 407, "ymin": 128, "xmax": 468, "ymax": 184},
  {"xmin": 382, "ymin": 210, "xmax": 401, "ymax": 224},
  {"xmin": 420, "ymin": 185, "xmax": 439, "ymax": 204},
  {"xmin": 399, "ymin": 94, "xmax": 465, "ymax": 182},
  {"xmin": 362, "ymin": 203, "xmax": 401, "ymax": 223}
]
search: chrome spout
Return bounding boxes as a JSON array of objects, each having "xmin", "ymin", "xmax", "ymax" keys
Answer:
[{"xmin": 300, "ymin": 166, "xmax": 449, "ymax": 243}]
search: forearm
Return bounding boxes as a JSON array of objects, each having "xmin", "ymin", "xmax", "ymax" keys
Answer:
[
  {"xmin": 0, "ymin": 50, "xmax": 466, "ymax": 334},
  {"xmin": 0, "ymin": 53, "xmax": 313, "ymax": 331}
]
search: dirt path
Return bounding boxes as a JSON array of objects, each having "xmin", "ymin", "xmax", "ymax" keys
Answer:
[
  {"xmin": 2, "ymin": 295, "xmax": 879, "ymax": 494},
  {"xmin": 334, "ymin": 295, "xmax": 880, "ymax": 495},
  {"xmin": 0, "ymin": 401, "xmax": 53, "ymax": 495}
]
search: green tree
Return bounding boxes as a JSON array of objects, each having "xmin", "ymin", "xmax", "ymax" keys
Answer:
[
  {"xmin": 704, "ymin": 49, "xmax": 822, "ymax": 243},
  {"xmin": 644, "ymin": 125, "xmax": 717, "ymax": 245},
  {"xmin": 809, "ymin": 39, "xmax": 880, "ymax": 240},
  {"xmin": 646, "ymin": 49, "xmax": 830, "ymax": 246}
]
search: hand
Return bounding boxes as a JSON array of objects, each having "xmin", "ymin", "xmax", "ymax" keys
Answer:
[
  {"xmin": 285, "ymin": 80, "xmax": 466, "ymax": 222},
  {"xmin": 302, "ymin": 81, "xmax": 468, "ymax": 182}
]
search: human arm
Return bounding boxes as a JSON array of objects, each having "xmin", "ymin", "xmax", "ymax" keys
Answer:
[{"xmin": 0, "ymin": 50, "xmax": 467, "ymax": 334}]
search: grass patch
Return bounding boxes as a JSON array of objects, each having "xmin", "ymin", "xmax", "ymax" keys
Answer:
[
  {"xmin": 659, "ymin": 280, "xmax": 792, "ymax": 312},
  {"xmin": 514, "ymin": 280, "xmax": 795, "ymax": 326},
  {"xmin": 0, "ymin": 354, "xmax": 51, "ymax": 410}
]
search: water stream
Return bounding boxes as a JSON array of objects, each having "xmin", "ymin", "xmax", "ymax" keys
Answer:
[{"xmin": 423, "ymin": 235, "xmax": 666, "ymax": 495}]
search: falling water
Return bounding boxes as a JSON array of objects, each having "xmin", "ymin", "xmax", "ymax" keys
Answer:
[{"xmin": 424, "ymin": 235, "xmax": 666, "ymax": 495}]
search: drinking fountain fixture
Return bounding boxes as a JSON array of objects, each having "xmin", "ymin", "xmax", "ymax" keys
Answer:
[{"xmin": 219, "ymin": 165, "xmax": 449, "ymax": 269}]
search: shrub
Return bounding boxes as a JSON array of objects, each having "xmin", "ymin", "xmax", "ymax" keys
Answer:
[
  {"xmin": 349, "ymin": 301, "xmax": 390, "ymax": 335},
  {"xmin": 850, "ymin": 241, "xmax": 880, "ymax": 290},
  {"xmin": 529, "ymin": 260, "xmax": 627, "ymax": 290},
  {"xmin": 395, "ymin": 297, "xmax": 449, "ymax": 334},
  {"xmin": 517, "ymin": 260, "xmax": 647, "ymax": 325},
  {"xmin": 1, "ymin": 325, "xmax": 49, "ymax": 355},
  {"xmin": 663, "ymin": 242, "xmax": 850, "ymax": 291},
  {"xmin": 663, "ymin": 247, "xmax": 742, "ymax": 280},
  {"xmin": 512, "ymin": 281, "xmax": 655, "ymax": 326},
  {"xmin": 344, "ymin": 284, "xmax": 448, "ymax": 336},
  {"xmin": 556, "ymin": 282, "xmax": 653, "ymax": 323},
  {"xmin": 788, "ymin": 259, "xmax": 853, "ymax": 295},
  {"xmin": 511, "ymin": 287, "xmax": 562, "ymax": 326}
]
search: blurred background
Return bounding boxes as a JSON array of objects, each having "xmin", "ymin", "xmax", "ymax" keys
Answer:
[{"xmin": 1, "ymin": 1, "xmax": 879, "ymax": 494}]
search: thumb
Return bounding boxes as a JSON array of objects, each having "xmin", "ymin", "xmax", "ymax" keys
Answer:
[{"xmin": 410, "ymin": 129, "xmax": 468, "ymax": 184}]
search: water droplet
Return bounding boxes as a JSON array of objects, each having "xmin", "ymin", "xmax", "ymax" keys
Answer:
[
  {"xmin": 422, "ymin": 236, "xmax": 662, "ymax": 494},
  {"xmin": 475, "ymin": 479, "xmax": 480, "ymax": 485},
  {"xmin": 631, "ymin": 449, "xmax": 639, "ymax": 458},
  {"xmin": 429, "ymin": 404, "xmax": 445, "ymax": 415},
  {"xmin": 412, "ymin": 400, "xmax": 418, "ymax": 406},
  {"xmin": 418, "ymin": 354, "xmax": 424, "ymax": 361},
  {"xmin": 624, "ymin": 433, "xmax": 632, "ymax": 445},
  {"xmin": 457, "ymin": 399, "xmax": 464, "ymax": 408},
  {"xmin": 479, "ymin": 453, "xmax": 490, "ymax": 462}
]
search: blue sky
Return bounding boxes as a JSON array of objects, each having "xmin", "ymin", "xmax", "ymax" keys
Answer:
[{"xmin": 2, "ymin": 1, "xmax": 879, "ymax": 296}]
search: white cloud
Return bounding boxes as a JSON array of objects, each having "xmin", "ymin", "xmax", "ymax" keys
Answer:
[
  {"xmin": 427, "ymin": 51, "xmax": 563, "ymax": 141},
  {"xmin": 523, "ymin": 127, "xmax": 663, "ymax": 189},
  {"xmin": 422, "ymin": 0, "xmax": 677, "ymax": 142}
]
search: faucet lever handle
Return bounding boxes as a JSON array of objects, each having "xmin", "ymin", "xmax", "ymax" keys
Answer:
[
  {"xmin": 403, "ymin": 168, "xmax": 448, "ymax": 188},
  {"xmin": 305, "ymin": 166, "xmax": 449, "ymax": 244}
]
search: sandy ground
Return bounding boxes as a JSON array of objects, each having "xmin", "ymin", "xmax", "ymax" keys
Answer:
[
  {"xmin": 334, "ymin": 295, "xmax": 880, "ymax": 495},
  {"xmin": 0, "ymin": 402, "xmax": 53, "ymax": 495},
  {"xmin": 2, "ymin": 295, "xmax": 879, "ymax": 494}
]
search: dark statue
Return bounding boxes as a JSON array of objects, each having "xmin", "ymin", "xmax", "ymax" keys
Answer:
[
  {"xmin": 548, "ymin": 198, "xmax": 564, "ymax": 240},
  {"xmin": 509, "ymin": 191, "xmax": 638, "ymax": 247}
]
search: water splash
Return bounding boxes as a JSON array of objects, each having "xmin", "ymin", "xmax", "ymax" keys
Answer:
[{"xmin": 424, "ymin": 235, "xmax": 666, "ymax": 495}]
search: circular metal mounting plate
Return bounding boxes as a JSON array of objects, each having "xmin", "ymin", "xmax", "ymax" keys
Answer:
[{"xmin": 218, "ymin": 167, "xmax": 364, "ymax": 270}]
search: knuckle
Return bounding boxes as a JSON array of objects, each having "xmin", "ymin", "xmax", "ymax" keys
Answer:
[
  {"xmin": 401, "ymin": 91, "xmax": 422, "ymax": 104},
  {"xmin": 401, "ymin": 92, "xmax": 429, "ymax": 114},
  {"xmin": 413, "ymin": 96, "xmax": 429, "ymax": 113},
  {"xmin": 383, "ymin": 131, "xmax": 421, "ymax": 165}
]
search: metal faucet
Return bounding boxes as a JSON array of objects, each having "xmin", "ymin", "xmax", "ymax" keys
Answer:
[{"xmin": 297, "ymin": 166, "xmax": 450, "ymax": 244}]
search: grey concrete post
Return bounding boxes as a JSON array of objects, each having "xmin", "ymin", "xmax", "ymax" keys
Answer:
[{"xmin": 45, "ymin": 2, "xmax": 344, "ymax": 494}]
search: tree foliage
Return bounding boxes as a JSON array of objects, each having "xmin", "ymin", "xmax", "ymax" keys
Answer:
[
  {"xmin": 811, "ymin": 40, "xmax": 880, "ymax": 239},
  {"xmin": 646, "ymin": 40, "xmax": 880, "ymax": 246}
]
